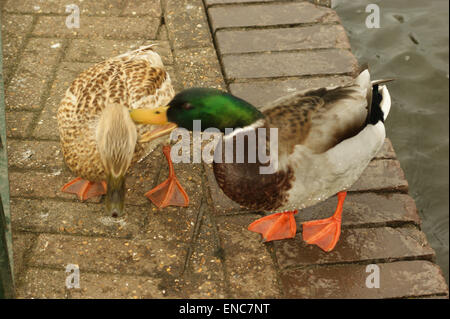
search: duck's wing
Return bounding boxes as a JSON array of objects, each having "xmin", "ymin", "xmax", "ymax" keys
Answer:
[
  {"xmin": 61, "ymin": 45, "xmax": 173, "ymax": 115},
  {"xmin": 262, "ymin": 71, "xmax": 373, "ymax": 155},
  {"xmin": 105, "ymin": 45, "xmax": 174, "ymax": 110}
]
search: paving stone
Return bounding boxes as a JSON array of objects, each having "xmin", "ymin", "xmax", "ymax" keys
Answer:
[
  {"xmin": 174, "ymin": 47, "xmax": 226, "ymax": 89},
  {"xmin": 1, "ymin": 13, "xmax": 34, "ymax": 83},
  {"xmin": 5, "ymin": 111, "xmax": 35, "ymax": 138},
  {"xmin": 208, "ymin": 2, "xmax": 340, "ymax": 32},
  {"xmin": 146, "ymin": 206, "xmax": 228, "ymax": 298},
  {"xmin": 295, "ymin": 192, "xmax": 421, "ymax": 229},
  {"xmin": 32, "ymin": 16, "xmax": 160, "ymax": 39},
  {"xmin": 33, "ymin": 61, "xmax": 93, "ymax": 140},
  {"xmin": 162, "ymin": 274, "xmax": 226, "ymax": 298},
  {"xmin": 9, "ymin": 197, "xmax": 149, "ymax": 238},
  {"xmin": 223, "ymin": 49, "xmax": 357, "ymax": 80},
  {"xmin": 205, "ymin": 0, "xmax": 275, "ymax": 6},
  {"xmin": 7, "ymin": 139, "xmax": 64, "ymax": 170},
  {"xmin": 8, "ymin": 170, "xmax": 102, "ymax": 203},
  {"xmin": 229, "ymin": 76, "xmax": 353, "ymax": 107},
  {"xmin": 166, "ymin": 65, "xmax": 182, "ymax": 92},
  {"xmin": 3, "ymin": 0, "xmax": 123, "ymax": 15},
  {"xmin": 64, "ymin": 39, "xmax": 174, "ymax": 65},
  {"xmin": 15, "ymin": 268, "xmax": 69, "ymax": 299},
  {"xmin": 350, "ymin": 159, "xmax": 409, "ymax": 193},
  {"xmin": 216, "ymin": 24, "xmax": 350, "ymax": 55},
  {"xmin": 29, "ymin": 233, "xmax": 186, "ymax": 277},
  {"xmin": 375, "ymin": 138, "xmax": 396, "ymax": 159},
  {"xmin": 0, "ymin": 13, "xmax": 34, "ymax": 52},
  {"xmin": 274, "ymin": 226, "xmax": 435, "ymax": 269},
  {"xmin": 70, "ymin": 272, "xmax": 164, "ymax": 298},
  {"xmin": 308, "ymin": 0, "xmax": 332, "ymax": 7},
  {"xmin": 183, "ymin": 212, "xmax": 227, "ymax": 298},
  {"xmin": 12, "ymin": 232, "xmax": 36, "ymax": 281},
  {"xmin": 205, "ymin": 0, "xmax": 276, "ymax": 7},
  {"xmin": 64, "ymin": 39, "xmax": 142, "ymax": 62},
  {"xmin": 216, "ymin": 214, "xmax": 280, "ymax": 298},
  {"xmin": 5, "ymin": 38, "xmax": 63, "ymax": 111},
  {"xmin": 32, "ymin": 110, "xmax": 60, "ymax": 140},
  {"xmin": 74, "ymin": 269, "xmax": 225, "ymax": 298},
  {"xmin": 121, "ymin": 0, "xmax": 162, "ymax": 17},
  {"xmin": 165, "ymin": 0, "xmax": 213, "ymax": 49},
  {"xmin": 280, "ymin": 260, "xmax": 449, "ymax": 298},
  {"xmin": 418, "ymin": 295, "xmax": 450, "ymax": 299},
  {"xmin": 156, "ymin": 24, "xmax": 169, "ymax": 41}
]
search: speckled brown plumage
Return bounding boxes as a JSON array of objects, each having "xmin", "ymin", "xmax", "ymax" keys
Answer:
[
  {"xmin": 57, "ymin": 45, "xmax": 174, "ymax": 181},
  {"xmin": 262, "ymin": 86, "xmax": 366, "ymax": 155}
]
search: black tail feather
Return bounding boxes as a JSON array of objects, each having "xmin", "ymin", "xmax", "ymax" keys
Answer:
[{"xmin": 367, "ymin": 84, "xmax": 384, "ymax": 125}]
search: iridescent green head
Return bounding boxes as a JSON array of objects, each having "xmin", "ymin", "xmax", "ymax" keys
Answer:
[
  {"xmin": 130, "ymin": 88, "xmax": 264, "ymax": 134},
  {"xmin": 167, "ymin": 88, "xmax": 263, "ymax": 131}
]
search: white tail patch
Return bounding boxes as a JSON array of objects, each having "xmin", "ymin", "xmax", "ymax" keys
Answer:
[
  {"xmin": 379, "ymin": 85, "xmax": 391, "ymax": 120},
  {"xmin": 355, "ymin": 69, "xmax": 371, "ymax": 92}
]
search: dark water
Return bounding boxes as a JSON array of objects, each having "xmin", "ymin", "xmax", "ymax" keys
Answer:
[{"xmin": 335, "ymin": 0, "xmax": 449, "ymax": 283}]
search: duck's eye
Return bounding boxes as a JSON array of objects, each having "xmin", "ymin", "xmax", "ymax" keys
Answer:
[{"xmin": 182, "ymin": 103, "xmax": 193, "ymax": 110}]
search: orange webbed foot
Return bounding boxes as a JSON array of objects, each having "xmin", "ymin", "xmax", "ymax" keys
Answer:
[
  {"xmin": 146, "ymin": 145, "xmax": 189, "ymax": 208},
  {"xmin": 302, "ymin": 191, "xmax": 347, "ymax": 252},
  {"xmin": 302, "ymin": 216, "xmax": 342, "ymax": 252},
  {"xmin": 248, "ymin": 210, "xmax": 298, "ymax": 242},
  {"xmin": 61, "ymin": 177, "xmax": 107, "ymax": 201},
  {"xmin": 145, "ymin": 176, "xmax": 189, "ymax": 208}
]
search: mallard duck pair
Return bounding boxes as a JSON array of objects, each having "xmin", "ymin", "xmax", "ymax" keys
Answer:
[
  {"xmin": 57, "ymin": 45, "xmax": 189, "ymax": 217},
  {"xmin": 130, "ymin": 68, "xmax": 392, "ymax": 252},
  {"xmin": 58, "ymin": 45, "xmax": 391, "ymax": 251}
]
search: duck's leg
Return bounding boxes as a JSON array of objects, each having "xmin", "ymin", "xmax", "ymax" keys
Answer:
[
  {"xmin": 145, "ymin": 145, "xmax": 189, "ymax": 208},
  {"xmin": 61, "ymin": 177, "xmax": 107, "ymax": 201},
  {"xmin": 302, "ymin": 191, "xmax": 347, "ymax": 252},
  {"xmin": 248, "ymin": 210, "xmax": 298, "ymax": 241}
]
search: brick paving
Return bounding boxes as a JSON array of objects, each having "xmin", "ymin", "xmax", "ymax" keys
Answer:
[{"xmin": 1, "ymin": 0, "xmax": 448, "ymax": 298}]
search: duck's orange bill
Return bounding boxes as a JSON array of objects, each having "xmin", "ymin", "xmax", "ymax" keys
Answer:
[
  {"xmin": 248, "ymin": 210, "xmax": 298, "ymax": 242},
  {"xmin": 302, "ymin": 191, "xmax": 347, "ymax": 252}
]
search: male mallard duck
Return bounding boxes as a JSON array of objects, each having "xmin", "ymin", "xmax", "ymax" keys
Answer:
[
  {"xmin": 129, "ymin": 68, "xmax": 392, "ymax": 251},
  {"xmin": 57, "ymin": 45, "xmax": 189, "ymax": 217}
]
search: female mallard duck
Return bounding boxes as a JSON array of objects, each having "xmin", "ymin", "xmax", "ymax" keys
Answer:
[
  {"xmin": 57, "ymin": 45, "xmax": 189, "ymax": 217},
  {"xmin": 129, "ymin": 68, "xmax": 392, "ymax": 251}
]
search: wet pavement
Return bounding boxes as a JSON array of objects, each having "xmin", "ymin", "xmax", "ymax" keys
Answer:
[{"xmin": 1, "ymin": 0, "xmax": 448, "ymax": 298}]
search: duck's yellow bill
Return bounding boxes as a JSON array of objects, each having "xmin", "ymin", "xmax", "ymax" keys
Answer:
[
  {"xmin": 138, "ymin": 122, "xmax": 177, "ymax": 143},
  {"xmin": 130, "ymin": 106, "xmax": 170, "ymax": 125}
]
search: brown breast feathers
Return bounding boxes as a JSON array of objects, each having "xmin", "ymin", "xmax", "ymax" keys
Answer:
[{"xmin": 213, "ymin": 127, "xmax": 294, "ymax": 211}]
